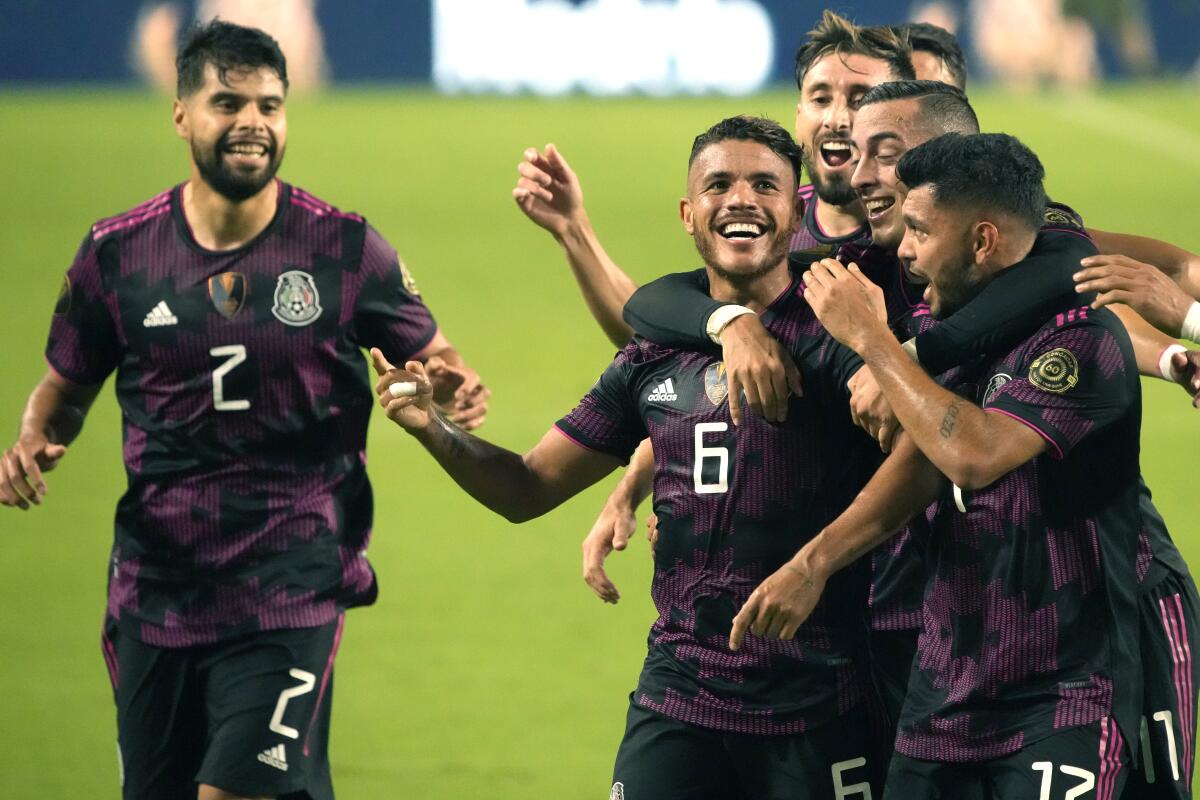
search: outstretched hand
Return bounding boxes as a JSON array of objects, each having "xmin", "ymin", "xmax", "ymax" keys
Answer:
[
  {"xmin": 424, "ymin": 356, "xmax": 491, "ymax": 430},
  {"xmin": 1075, "ymin": 254, "xmax": 1196, "ymax": 337},
  {"xmin": 512, "ymin": 144, "xmax": 586, "ymax": 238},
  {"xmin": 371, "ymin": 348, "xmax": 435, "ymax": 431},
  {"xmin": 1, "ymin": 435, "xmax": 67, "ymax": 510},
  {"xmin": 581, "ymin": 496, "xmax": 638, "ymax": 603}
]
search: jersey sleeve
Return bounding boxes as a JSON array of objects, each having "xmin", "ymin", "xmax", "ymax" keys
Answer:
[
  {"xmin": 796, "ymin": 332, "xmax": 864, "ymax": 405},
  {"xmin": 555, "ymin": 347, "xmax": 646, "ymax": 463},
  {"xmin": 622, "ymin": 268, "xmax": 726, "ymax": 347},
  {"xmin": 44, "ymin": 233, "xmax": 121, "ymax": 385},
  {"xmin": 913, "ymin": 209, "xmax": 1098, "ymax": 375},
  {"xmin": 351, "ymin": 224, "xmax": 440, "ymax": 362},
  {"xmin": 984, "ymin": 319, "xmax": 1132, "ymax": 459}
]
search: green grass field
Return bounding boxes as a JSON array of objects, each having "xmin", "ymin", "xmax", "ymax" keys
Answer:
[{"xmin": 0, "ymin": 84, "xmax": 1197, "ymax": 797}]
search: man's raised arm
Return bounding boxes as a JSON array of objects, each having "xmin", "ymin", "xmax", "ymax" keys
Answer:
[{"xmin": 512, "ymin": 145, "xmax": 637, "ymax": 347}]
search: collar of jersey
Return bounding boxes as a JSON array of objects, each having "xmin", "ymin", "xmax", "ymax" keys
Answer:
[{"xmin": 171, "ymin": 179, "xmax": 291, "ymax": 257}]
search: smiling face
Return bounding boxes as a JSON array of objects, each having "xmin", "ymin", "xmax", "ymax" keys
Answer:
[
  {"xmin": 850, "ymin": 97, "xmax": 939, "ymax": 250},
  {"xmin": 682, "ymin": 139, "xmax": 800, "ymax": 284},
  {"xmin": 896, "ymin": 184, "xmax": 981, "ymax": 316},
  {"xmin": 796, "ymin": 52, "xmax": 897, "ymax": 208},
  {"xmin": 174, "ymin": 62, "xmax": 287, "ymax": 202}
]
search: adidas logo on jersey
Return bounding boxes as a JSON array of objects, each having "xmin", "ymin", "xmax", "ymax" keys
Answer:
[
  {"xmin": 142, "ymin": 301, "xmax": 178, "ymax": 327},
  {"xmin": 647, "ymin": 378, "xmax": 678, "ymax": 402},
  {"xmin": 257, "ymin": 744, "xmax": 288, "ymax": 772}
]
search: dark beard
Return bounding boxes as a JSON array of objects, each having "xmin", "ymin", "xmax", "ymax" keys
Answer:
[
  {"xmin": 802, "ymin": 150, "xmax": 858, "ymax": 207},
  {"xmin": 695, "ymin": 225, "xmax": 792, "ymax": 286},
  {"xmin": 192, "ymin": 133, "xmax": 284, "ymax": 203}
]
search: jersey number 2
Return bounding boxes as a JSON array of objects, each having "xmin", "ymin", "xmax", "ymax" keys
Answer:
[{"xmin": 210, "ymin": 345, "xmax": 250, "ymax": 411}]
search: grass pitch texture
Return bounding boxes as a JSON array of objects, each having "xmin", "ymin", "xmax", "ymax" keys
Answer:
[{"xmin": 0, "ymin": 85, "xmax": 1196, "ymax": 797}]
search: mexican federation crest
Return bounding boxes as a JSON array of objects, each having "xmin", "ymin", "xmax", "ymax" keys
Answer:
[
  {"xmin": 272, "ymin": 269, "xmax": 322, "ymax": 326},
  {"xmin": 704, "ymin": 362, "xmax": 729, "ymax": 406}
]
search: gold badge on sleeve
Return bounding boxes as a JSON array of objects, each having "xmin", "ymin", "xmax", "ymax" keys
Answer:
[{"xmin": 1028, "ymin": 348, "xmax": 1079, "ymax": 393}]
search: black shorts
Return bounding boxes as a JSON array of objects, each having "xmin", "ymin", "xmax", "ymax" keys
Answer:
[
  {"xmin": 102, "ymin": 615, "xmax": 344, "ymax": 800},
  {"xmin": 1123, "ymin": 571, "xmax": 1200, "ymax": 800},
  {"xmin": 610, "ymin": 697, "xmax": 879, "ymax": 800},
  {"xmin": 885, "ymin": 718, "xmax": 1131, "ymax": 800}
]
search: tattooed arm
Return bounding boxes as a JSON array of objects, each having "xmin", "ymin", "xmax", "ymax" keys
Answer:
[
  {"xmin": 729, "ymin": 434, "xmax": 943, "ymax": 649},
  {"xmin": 802, "ymin": 259, "xmax": 1047, "ymax": 490}
]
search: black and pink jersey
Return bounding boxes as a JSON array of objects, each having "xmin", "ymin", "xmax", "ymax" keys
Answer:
[
  {"xmin": 46, "ymin": 181, "xmax": 438, "ymax": 647},
  {"xmin": 558, "ymin": 277, "xmax": 880, "ymax": 735},
  {"xmin": 789, "ymin": 183, "xmax": 872, "ymax": 259},
  {"xmin": 895, "ymin": 306, "xmax": 1143, "ymax": 763}
]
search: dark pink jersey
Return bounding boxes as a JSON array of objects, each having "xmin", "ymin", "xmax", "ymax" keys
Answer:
[{"xmin": 46, "ymin": 181, "xmax": 437, "ymax": 647}]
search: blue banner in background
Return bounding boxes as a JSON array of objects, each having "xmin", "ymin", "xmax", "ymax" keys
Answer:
[{"xmin": 2, "ymin": 0, "xmax": 1198, "ymax": 89}]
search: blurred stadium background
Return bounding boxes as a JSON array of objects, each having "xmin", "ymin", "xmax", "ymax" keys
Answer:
[{"xmin": 1, "ymin": 1, "xmax": 1198, "ymax": 797}]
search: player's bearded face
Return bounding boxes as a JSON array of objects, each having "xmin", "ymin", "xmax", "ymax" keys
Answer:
[
  {"xmin": 796, "ymin": 54, "xmax": 895, "ymax": 209},
  {"xmin": 180, "ymin": 65, "xmax": 288, "ymax": 203},
  {"xmin": 683, "ymin": 140, "xmax": 798, "ymax": 283},
  {"xmin": 897, "ymin": 187, "xmax": 980, "ymax": 317},
  {"xmin": 192, "ymin": 127, "xmax": 285, "ymax": 202}
]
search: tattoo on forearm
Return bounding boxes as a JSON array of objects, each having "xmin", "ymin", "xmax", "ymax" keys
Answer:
[
  {"xmin": 432, "ymin": 411, "xmax": 469, "ymax": 459},
  {"xmin": 939, "ymin": 397, "xmax": 965, "ymax": 439}
]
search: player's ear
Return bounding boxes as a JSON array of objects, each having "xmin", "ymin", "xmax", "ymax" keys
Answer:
[
  {"xmin": 680, "ymin": 197, "xmax": 694, "ymax": 234},
  {"xmin": 972, "ymin": 220, "xmax": 1000, "ymax": 264},
  {"xmin": 172, "ymin": 98, "xmax": 188, "ymax": 138}
]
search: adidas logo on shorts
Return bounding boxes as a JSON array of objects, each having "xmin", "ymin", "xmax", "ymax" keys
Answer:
[
  {"xmin": 647, "ymin": 378, "xmax": 678, "ymax": 402},
  {"xmin": 257, "ymin": 743, "xmax": 288, "ymax": 772},
  {"xmin": 143, "ymin": 300, "xmax": 178, "ymax": 327}
]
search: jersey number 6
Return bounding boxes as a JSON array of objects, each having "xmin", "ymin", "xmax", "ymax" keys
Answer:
[{"xmin": 693, "ymin": 422, "xmax": 730, "ymax": 494}]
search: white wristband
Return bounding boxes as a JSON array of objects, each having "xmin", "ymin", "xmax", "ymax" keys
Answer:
[
  {"xmin": 1181, "ymin": 301, "xmax": 1200, "ymax": 344},
  {"xmin": 1159, "ymin": 344, "xmax": 1188, "ymax": 382},
  {"xmin": 706, "ymin": 305, "xmax": 756, "ymax": 344}
]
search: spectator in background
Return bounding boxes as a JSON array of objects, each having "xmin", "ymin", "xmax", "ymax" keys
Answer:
[{"xmin": 134, "ymin": 0, "xmax": 328, "ymax": 92}]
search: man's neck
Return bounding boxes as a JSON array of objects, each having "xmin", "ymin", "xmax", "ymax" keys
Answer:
[
  {"xmin": 814, "ymin": 196, "xmax": 865, "ymax": 239},
  {"xmin": 182, "ymin": 176, "xmax": 279, "ymax": 251},
  {"xmin": 707, "ymin": 262, "xmax": 792, "ymax": 312}
]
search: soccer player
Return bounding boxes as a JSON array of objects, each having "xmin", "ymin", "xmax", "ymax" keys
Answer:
[
  {"xmin": 782, "ymin": 132, "xmax": 1143, "ymax": 797},
  {"xmin": 0, "ymin": 20, "xmax": 488, "ymax": 800},
  {"xmin": 512, "ymin": 11, "xmax": 916, "ymax": 603},
  {"xmin": 377, "ymin": 116, "xmax": 889, "ymax": 800},
  {"xmin": 903, "ymin": 22, "xmax": 968, "ymax": 88}
]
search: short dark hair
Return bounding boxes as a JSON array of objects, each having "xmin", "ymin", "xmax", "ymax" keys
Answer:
[
  {"xmin": 689, "ymin": 116, "xmax": 803, "ymax": 185},
  {"xmin": 860, "ymin": 80, "xmax": 980, "ymax": 134},
  {"xmin": 176, "ymin": 19, "xmax": 289, "ymax": 98},
  {"xmin": 794, "ymin": 11, "xmax": 916, "ymax": 90},
  {"xmin": 903, "ymin": 22, "xmax": 968, "ymax": 88},
  {"xmin": 897, "ymin": 133, "xmax": 1046, "ymax": 231}
]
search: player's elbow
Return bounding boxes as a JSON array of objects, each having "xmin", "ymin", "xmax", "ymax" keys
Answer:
[{"xmin": 941, "ymin": 451, "xmax": 1004, "ymax": 492}]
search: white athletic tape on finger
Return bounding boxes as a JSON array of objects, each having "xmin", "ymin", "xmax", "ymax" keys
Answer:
[{"xmin": 389, "ymin": 381, "xmax": 418, "ymax": 398}]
